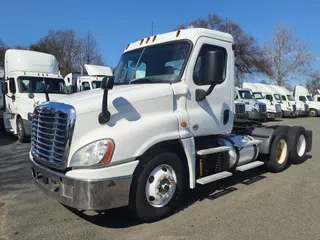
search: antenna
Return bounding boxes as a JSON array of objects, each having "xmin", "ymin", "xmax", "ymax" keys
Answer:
[{"xmin": 151, "ymin": 22, "xmax": 154, "ymax": 35}]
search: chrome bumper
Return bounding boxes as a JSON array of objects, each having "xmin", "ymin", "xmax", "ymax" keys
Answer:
[
  {"xmin": 248, "ymin": 112, "xmax": 267, "ymax": 120},
  {"xmin": 267, "ymin": 112, "xmax": 282, "ymax": 119},
  {"xmin": 30, "ymin": 159, "xmax": 132, "ymax": 211}
]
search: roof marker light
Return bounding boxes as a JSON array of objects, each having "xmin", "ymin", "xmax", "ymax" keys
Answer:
[
  {"xmin": 152, "ymin": 35, "xmax": 157, "ymax": 42},
  {"xmin": 140, "ymin": 39, "xmax": 144, "ymax": 45},
  {"xmin": 146, "ymin": 37, "xmax": 150, "ymax": 44},
  {"xmin": 176, "ymin": 30, "xmax": 181, "ymax": 37},
  {"xmin": 126, "ymin": 43, "xmax": 130, "ymax": 50}
]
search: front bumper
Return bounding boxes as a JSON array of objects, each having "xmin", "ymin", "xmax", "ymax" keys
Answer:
[
  {"xmin": 23, "ymin": 119, "xmax": 32, "ymax": 135},
  {"xmin": 234, "ymin": 112, "xmax": 248, "ymax": 121},
  {"xmin": 30, "ymin": 159, "xmax": 133, "ymax": 211},
  {"xmin": 248, "ymin": 112, "xmax": 267, "ymax": 120},
  {"xmin": 298, "ymin": 110, "xmax": 308, "ymax": 116},
  {"xmin": 282, "ymin": 110, "xmax": 297, "ymax": 117},
  {"xmin": 267, "ymin": 112, "xmax": 282, "ymax": 119}
]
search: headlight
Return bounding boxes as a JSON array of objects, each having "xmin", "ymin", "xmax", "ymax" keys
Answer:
[
  {"xmin": 252, "ymin": 108, "xmax": 258, "ymax": 112},
  {"xmin": 70, "ymin": 139, "xmax": 115, "ymax": 167}
]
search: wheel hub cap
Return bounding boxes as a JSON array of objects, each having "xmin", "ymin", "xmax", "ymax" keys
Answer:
[{"xmin": 146, "ymin": 164, "xmax": 177, "ymax": 208}]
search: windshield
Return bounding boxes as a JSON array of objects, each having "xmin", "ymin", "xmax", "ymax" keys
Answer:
[
  {"xmin": 307, "ymin": 95, "xmax": 313, "ymax": 101},
  {"xmin": 253, "ymin": 92, "xmax": 263, "ymax": 99},
  {"xmin": 287, "ymin": 95, "xmax": 295, "ymax": 101},
  {"xmin": 18, "ymin": 77, "xmax": 66, "ymax": 94},
  {"xmin": 114, "ymin": 41, "xmax": 190, "ymax": 85},
  {"xmin": 238, "ymin": 90, "xmax": 253, "ymax": 99},
  {"xmin": 274, "ymin": 94, "xmax": 281, "ymax": 101},
  {"xmin": 91, "ymin": 81, "xmax": 101, "ymax": 89}
]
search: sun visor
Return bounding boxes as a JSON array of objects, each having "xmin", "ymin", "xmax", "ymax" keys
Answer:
[{"xmin": 84, "ymin": 64, "xmax": 113, "ymax": 76}]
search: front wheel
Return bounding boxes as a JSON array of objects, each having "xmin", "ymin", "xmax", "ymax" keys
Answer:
[
  {"xmin": 17, "ymin": 118, "xmax": 28, "ymax": 143},
  {"xmin": 309, "ymin": 109, "xmax": 318, "ymax": 117},
  {"xmin": 130, "ymin": 152, "xmax": 186, "ymax": 222}
]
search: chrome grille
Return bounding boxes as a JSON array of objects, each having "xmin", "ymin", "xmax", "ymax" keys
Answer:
[
  {"xmin": 258, "ymin": 104, "xmax": 266, "ymax": 113},
  {"xmin": 235, "ymin": 104, "xmax": 245, "ymax": 114},
  {"xmin": 31, "ymin": 102, "xmax": 76, "ymax": 170},
  {"xmin": 275, "ymin": 104, "xmax": 282, "ymax": 112}
]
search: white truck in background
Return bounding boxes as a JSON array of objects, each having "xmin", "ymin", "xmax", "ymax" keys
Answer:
[
  {"xmin": 29, "ymin": 28, "xmax": 312, "ymax": 222},
  {"xmin": 0, "ymin": 49, "xmax": 67, "ymax": 142},
  {"xmin": 243, "ymin": 82, "xmax": 282, "ymax": 120},
  {"xmin": 64, "ymin": 64, "xmax": 113, "ymax": 93},
  {"xmin": 312, "ymin": 90, "xmax": 320, "ymax": 102},
  {"xmin": 269, "ymin": 85, "xmax": 306, "ymax": 116},
  {"xmin": 293, "ymin": 85, "xmax": 320, "ymax": 117},
  {"xmin": 234, "ymin": 87, "xmax": 267, "ymax": 121},
  {"xmin": 0, "ymin": 66, "xmax": 4, "ymax": 132}
]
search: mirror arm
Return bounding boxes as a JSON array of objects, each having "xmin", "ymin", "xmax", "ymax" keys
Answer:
[
  {"xmin": 195, "ymin": 83, "xmax": 217, "ymax": 102},
  {"xmin": 99, "ymin": 90, "xmax": 111, "ymax": 124}
]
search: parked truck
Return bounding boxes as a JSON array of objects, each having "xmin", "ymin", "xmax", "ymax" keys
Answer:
[
  {"xmin": 234, "ymin": 87, "xmax": 267, "ymax": 120},
  {"xmin": 29, "ymin": 28, "xmax": 313, "ymax": 222},
  {"xmin": 269, "ymin": 84, "xmax": 306, "ymax": 117},
  {"xmin": 0, "ymin": 49, "xmax": 67, "ymax": 142},
  {"xmin": 234, "ymin": 100, "xmax": 248, "ymax": 121},
  {"xmin": 293, "ymin": 85, "xmax": 320, "ymax": 117},
  {"xmin": 243, "ymin": 82, "xmax": 282, "ymax": 120},
  {"xmin": 64, "ymin": 64, "xmax": 113, "ymax": 93}
]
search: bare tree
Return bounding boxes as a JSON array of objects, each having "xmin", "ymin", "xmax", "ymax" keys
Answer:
[
  {"xmin": 264, "ymin": 24, "xmax": 315, "ymax": 86},
  {"xmin": 82, "ymin": 31, "xmax": 104, "ymax": 65},
  {"xmin": 305, "ymin": 71, "xmax": 320, "ymax": 95},
  {"xmin": 30, "ymin": 30, "xmax": 83, "ymax": 76},
  {"xmin": 177, "ymin": 14, "xmax": 271, "ymax": 85},
  {"xmin": 0, "ymin": 39, "xmax": 7, "ymax": 66}
]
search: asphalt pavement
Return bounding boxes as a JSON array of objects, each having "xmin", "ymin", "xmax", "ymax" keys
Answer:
[{"xmin": 0, "ymin": 117, "xmax": 320, "ymax": 240}]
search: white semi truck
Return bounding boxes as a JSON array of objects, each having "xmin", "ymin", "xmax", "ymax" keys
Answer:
[
  {"xmin": 29, "ymin": 28, "xmax": 313, "ymax": 222},
  {"xmin": 64, "ymin": 64, "xmax": 113, "ymax": 92},
  {"xmin": 0, "ymin": 49, "xmax": 67, "ymax": 142},
  {"xmin": 234, "ymin": 87, "xmax": 267, "ymax": 120},
  {"xmin": 233, "ymin": 100, "xmax": 248, "ymax": 121},
  {"xmin": 293, "ymin": 85, "xmax": 320, "ymax": 117},
  {"xmin": 243, "ymin": 82, "xmax": 282, "ymax": 120},
  {"xmin": 269, "ymin": 84, "xmax": 306, "ymax": 117}
]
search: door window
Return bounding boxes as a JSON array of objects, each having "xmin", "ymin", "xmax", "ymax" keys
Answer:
[
  {"xmin": 81, "ymin": 82, "xmax": 91, "ymax": 91},
  {"xmin": 193, "ymin": 44, "xmax": 227, "ymax": 86},
  {"xmin": 266, "ymin": 95, "xmax": 273, "ymax": 101}
]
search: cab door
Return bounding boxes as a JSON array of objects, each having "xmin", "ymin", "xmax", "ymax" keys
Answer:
[{"xmin": 185, "ymin": 37, "xmax": 234, "ymax": 137}]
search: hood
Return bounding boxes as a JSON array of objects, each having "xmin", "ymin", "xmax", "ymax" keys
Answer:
[{"xmin": 52, "ymin": 84, "xmax": 173, "ymax": 115}]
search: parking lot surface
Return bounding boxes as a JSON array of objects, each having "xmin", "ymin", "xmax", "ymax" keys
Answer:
[{"xmin": 1, "ymin": 118, "xmax": 320, "ymax": 240}]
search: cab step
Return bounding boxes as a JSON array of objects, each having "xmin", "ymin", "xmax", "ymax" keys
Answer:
[
  {"xmin": 196, "ymin": 171, "xmax": 233, "ymax": 185},
  {"xmin": 197, "ymin": 146, "xmax": 231, "ymax": 156},
  {"xmin": 236, "ymin": 161, "xmax": 264, "ymax": 172}
]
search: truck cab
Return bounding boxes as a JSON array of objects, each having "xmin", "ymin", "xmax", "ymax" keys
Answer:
[
  {"xmin": 64, "ymin": 64, "xmax": 113, "ymax": 93},
  {"xmin": 243, "ymin": 82, "xmax": 282, "ymax": 120},
  {"xmin": 294, "ymin": 85, "xmax": 320, "ymax": 117},
  {"xmin": 29, "ymin": 28, "xmax": 312, "ymax": 222},
  {"xmin": 1, "ymin": 49, "xmax": 67, "ymax": 142},
  {"xmin": 234, "ymin": 87, "xmax": 267, "ymax": 121}
]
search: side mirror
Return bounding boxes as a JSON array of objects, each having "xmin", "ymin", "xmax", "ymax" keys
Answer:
[
  {"xmin": 196, "ymin": 51, "xmax": 225, "ymax": 102},
  {"xmin": 1, "ymin": 81, "xmax": 8, "ymax": 95},
  {"xmin": 43, "ymin": 84, "xmax": 50, "ymax": 102},
  {"xmin": 101, "ymin": 76, "xmax": 114, "ymax": 90},
  {"xmin": 8, "ymin": 78, "xmax": 16, "ymax": 94},
  {"xmin": 99, "ymin": 76, "xmax": 115, "ymax": 124},
  {"xmin": 204, "ymin": 51, "xmax": 225, "ymax": 85}
]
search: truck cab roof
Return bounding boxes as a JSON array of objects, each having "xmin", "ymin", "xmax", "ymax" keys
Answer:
[{"xmin": 124, "ymin": 28, "xmax": 234, "ymax": 53}]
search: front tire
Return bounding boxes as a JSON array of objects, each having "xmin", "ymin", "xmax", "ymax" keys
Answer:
[
  {"xmin": 17, "ymin": 117, "xmax": 28, "ymax": 143},
  {"xmin": 265, "ymin": 132, "xmax": 289, "ymax": 173},
  {"xmin": 130, "ymin": 152, "xmax": 186, "ymax": 222},
  {"xmin": 309, "ymin": 109, "xmax": 318, "ymax": 117}
]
